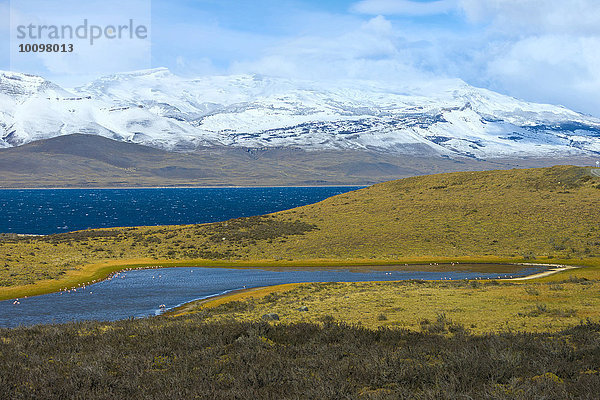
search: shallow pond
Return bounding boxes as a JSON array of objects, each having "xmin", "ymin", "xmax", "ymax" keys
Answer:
[{"xmin": 0, "ymin": 265, "xmax": 545, "ymax": 328}]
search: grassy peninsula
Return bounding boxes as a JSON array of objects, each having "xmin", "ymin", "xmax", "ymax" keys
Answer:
[{"xmin": 1, "ymin": 165, "xmax": 599, "ymax": 299}]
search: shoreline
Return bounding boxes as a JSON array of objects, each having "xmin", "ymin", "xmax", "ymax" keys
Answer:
[
  {"xmin": 508, "ymin": 265, "xmax": 578, "ymax": 281},
  {"xmin": 166, "ymin": 283, "xmax": 305, "ymax": 316},
  {"xmin": 0, "ymin": 258, "xmax": 586, "ymax": 302},
  {"xmin": 0, "ymin": 185, "xmax": 367, "ymax": 190},
  {"xmin": 168, "ymin": 264, "xmax": 580, "ymax": 316}
]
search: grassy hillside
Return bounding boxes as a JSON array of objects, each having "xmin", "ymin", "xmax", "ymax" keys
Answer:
[
  {"xmin": 0, "ymin": 134, "xmax": 596, "ymax": 187},
  {"xmin": 0, "ymin": 165, "xmax": 599, "ymax": 298},
  {"xmin": 258, "ymin": 164, "xmax": 600, "ymax": 259}
]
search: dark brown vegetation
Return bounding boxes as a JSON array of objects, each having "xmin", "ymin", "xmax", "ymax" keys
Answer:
[
  {"xmin": 206, "ymin": 216, "xmax": 317, "ymax": 244},
  {"xmin": 1, "ymin": 315, "xmax": 599, "ymax": 399}
]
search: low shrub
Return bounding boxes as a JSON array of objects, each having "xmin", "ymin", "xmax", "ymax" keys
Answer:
[{"xmin": 0, "ymin": 318, "xmax": 598, "ymax": 399}]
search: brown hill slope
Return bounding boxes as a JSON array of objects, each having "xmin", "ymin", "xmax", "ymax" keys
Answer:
[{"xmin": 0, "ymin": 134, "xmax": 596, "ymax": 187}]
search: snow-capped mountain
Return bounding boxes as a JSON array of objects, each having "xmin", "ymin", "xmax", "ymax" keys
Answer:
[{"xmin": 1, "ymin": 68, "xmax": 599, "ymax": 158}]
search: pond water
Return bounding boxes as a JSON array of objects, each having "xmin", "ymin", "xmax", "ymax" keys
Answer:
[{"xmin": 0, "ymin": 265, "xmax": 544, "ymax": 328}]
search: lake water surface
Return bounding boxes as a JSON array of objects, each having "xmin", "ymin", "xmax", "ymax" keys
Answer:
[
  {"xmin": 0, "ymin": 187, "xmax": 363, "ymax": 235},
  {"xmin": 0, "ymin": 265, "xmax": 544, "ymax": 328},
  {"xmin": 0, "ymin": 188, "xmax": 545, "ymax": 328}
]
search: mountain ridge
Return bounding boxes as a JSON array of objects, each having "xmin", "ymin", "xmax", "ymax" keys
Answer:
[{"xmin": 1, "ymin": 68, "xmax": 599, "ymax": 157}]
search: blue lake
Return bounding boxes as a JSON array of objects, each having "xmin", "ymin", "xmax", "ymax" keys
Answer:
[
  {"xmin": 0, "ymin": 266, "xmax": 543, "ymax": 328},
  {"xmin": 0, "ymin": 187, "xmax": 545, "ymax": 328},
  {"xmin": 0, "ymin": 187, "xmax": 363, "ymax": 235}
]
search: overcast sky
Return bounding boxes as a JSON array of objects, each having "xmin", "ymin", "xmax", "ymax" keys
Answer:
[{"xmin": 1, "ymin": 0, "xmax": 599, "ymax": 116}]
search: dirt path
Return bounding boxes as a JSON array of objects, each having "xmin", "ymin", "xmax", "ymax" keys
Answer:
[{"xmin": 509, "ymin": 265, "xmax": 577, "ymax": 281}]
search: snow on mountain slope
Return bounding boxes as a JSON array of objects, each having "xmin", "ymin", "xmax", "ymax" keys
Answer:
[{"xmin": 1, "ymin": 68, "xmax": 599, "ymax": 157}]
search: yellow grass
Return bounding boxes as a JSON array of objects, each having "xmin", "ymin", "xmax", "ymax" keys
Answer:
[
  {"xmin": 1, "ymin": 165, "xmax": 598, "ymax": 301},
  {"xmin": 177, "ymin": 263, "xmax": 600, "ymax": 334}
]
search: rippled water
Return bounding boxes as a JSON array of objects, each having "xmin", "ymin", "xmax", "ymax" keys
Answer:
[
  {"xmin": 0, "ymin": 188, "xmax": 545, "ymax": 328},
  {"xmin": 0, "ymin": 266, "xmax": 543, "ymax": 328},
  {"xmin": 0, "ymin": 187, "xmax": 363, "ymax": 235}
]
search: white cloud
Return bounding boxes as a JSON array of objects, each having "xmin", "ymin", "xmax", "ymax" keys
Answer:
[
  {"xmin": 352, "ymin": 0, "xmax": 457, "ymax": 16},
  {"xmin": 228, "ymin": 16, "xmax": 433, "ymax": 83},
  {"xmin": 7, "ymin": 0, "xmax": 151, "ymax": 82},
  {"xmin": 485, "ymin": 35, "xmax": 600, "ymax": 114},
  {"xmin": 174, "ymin": 56, "xmax": 219, "ymax": 77},
  {"xmin": 459, "ymin": 0, "xmax": 600, "ymax": 35},
  {"xmin": 445, "ymin": 0, "xmax": 600, "ymax": 114},
  {"xmin": 219, "ymin": 4, "xmax": 600, "ymax": 116},
  {"xmin": 4, "ymin": 0, "xmax": 600, "ymax": 116},
  {"xmin": 363, "ymin": 15, "xmax": 394, "ymax": 34}
]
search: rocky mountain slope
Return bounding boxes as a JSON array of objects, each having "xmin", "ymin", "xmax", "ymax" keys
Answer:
[{"xmin": 1, "ymin": 68, "xmax": 599, "ymax": 158}]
